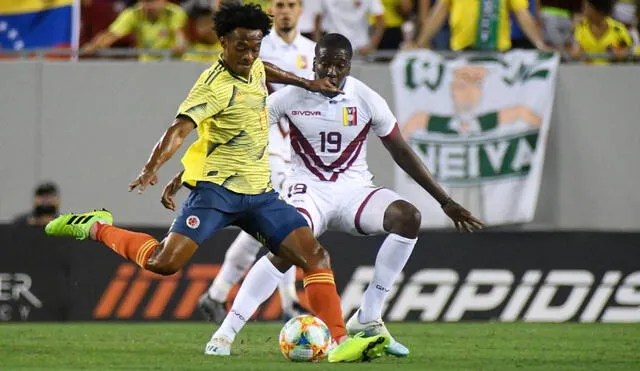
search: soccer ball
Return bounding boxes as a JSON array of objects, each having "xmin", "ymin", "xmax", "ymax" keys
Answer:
[{"xmin": 279, "ymin": 315, "xmax": 331, "ymax": 362}]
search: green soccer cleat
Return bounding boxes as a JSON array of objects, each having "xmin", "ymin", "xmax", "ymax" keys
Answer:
[
  {"xmin": 327, "ymin": 332, "xmax": 390, "ymax": 363},
  {"xmin": 45, "ymin": 209, "xmax": 113, "ymax": 240}
]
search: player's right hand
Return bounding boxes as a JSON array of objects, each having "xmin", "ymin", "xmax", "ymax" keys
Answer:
[
  {"xmin": 442, "ymin": 199, "xmax": 484, "ymax": 232},
  {"xmin": 161, "ymin": 176, "xmax": 183, "ymax": 211},
  {"xmin": 128, "ymin": 168, "xmax": 158, "ymax": 194}
]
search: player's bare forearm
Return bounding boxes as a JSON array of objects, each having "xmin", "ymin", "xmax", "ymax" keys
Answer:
[
  {"xmin": 369, "ymin": 17, "xmax": 386, "ymax": 50},
  {"xmin": 264, "ymin": 61, "xmax": 343, "ymax": 94},
  {"xmin": 143, "ymin": 117, "xmax": 195, "ymax": 173},
  {"xmin": 264, "ymin": 61, "xmax": 309, "ymax": 88},
  {"xmin": 514, "ymin": 9, "xmax": 546, "ymax": 50},
  {"xmin": 381, "ymin": 126, "xmax": 450, "ymax": 205},
  {"xmin": 416, "ymin": 0, "xmax": 448, "ymax": 47}
]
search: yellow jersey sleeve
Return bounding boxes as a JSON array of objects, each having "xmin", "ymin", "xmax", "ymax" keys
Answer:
[
  {"xmin": 177, "ymin": 71, "xmax": 228, "ymax": 126},
  {"xmin": 109, "ymin": 8, "xmax": 136, "ymax": 37},
  {"xmin": 509, "ymin": 0, "xmax": 528, "ymax": 11}
]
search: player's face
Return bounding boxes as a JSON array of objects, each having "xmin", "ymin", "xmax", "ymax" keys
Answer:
[
  {"xmin": 271, "ymin": 0, "xmax": 302, "ymax": 33},
  {"xmin": 221, "ymin": 28, "xmax": 264, "ymax": 77},
  {"xmin": 140, "ymin": 0, "xmax": 165, "ymax": 17},
  {"xmin": 313, "ymin": 47, "xmax": 351, "ymax": 92}
]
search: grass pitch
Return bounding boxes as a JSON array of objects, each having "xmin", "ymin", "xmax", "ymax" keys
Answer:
[{"xmin": 1, "ymin": 322, "xmax": 639, "ymax": 370}]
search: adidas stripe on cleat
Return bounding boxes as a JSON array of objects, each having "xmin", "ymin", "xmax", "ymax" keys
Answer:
[{"xmin": 45, "ymin": 209, "xmax": 113, "ymax": 241}]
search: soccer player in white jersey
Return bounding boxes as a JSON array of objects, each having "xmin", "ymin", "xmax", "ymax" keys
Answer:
[
  {"xmin": 197, "ymin": 0, "xmax": 317, "ymax": 323},
  {"xmin": 199, "ymin": 33, "xmax": 483, "ymax": 357}
]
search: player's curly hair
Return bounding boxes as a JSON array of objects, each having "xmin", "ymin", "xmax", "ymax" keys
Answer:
[
  {"xmin": 316, "ymin": 33, "xmax": 353, "ymax": 59},
  {"xmin": 587, "ymin": 0, "xmax": 614, "ymax": 15},
  {"xmin": 213, "ymin": 2, "xmax": 272, "ymax": 38}
]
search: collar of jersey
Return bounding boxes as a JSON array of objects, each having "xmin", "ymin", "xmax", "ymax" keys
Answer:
[
  {"xmin": 269, "ymin": 28, "xmax": 303, "ymax": 49},
  {"xmin": 321, "ymin": 76, "xmax": 352, "ymax": 102},
  {"xmin": 217, "ymin": 57, "xmax": 250, "ymax": 84}
]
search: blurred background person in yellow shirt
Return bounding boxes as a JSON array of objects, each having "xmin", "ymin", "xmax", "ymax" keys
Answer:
[
  {"xmin": 413, "ymin": 0, "xmax": 547, "ymax": 51},
  {"xmin": 182, "ymin": 7, "xmax": 222, "ymax": 63},
  {"xmin": 82, "ymin": 0, "xmax": 188, "ymax": 61},
  {"xmin": 571, "ymin": 0, "xmax": 633, "ymax": 64},
  {"xmin": 372, "ymin": 0, "xmax": 413, "ymax": 50}
]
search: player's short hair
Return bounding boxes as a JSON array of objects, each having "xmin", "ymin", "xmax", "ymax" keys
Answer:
[
  {"xmin": 587, "ymin": 0, "xmax": 614, "ymax": 15},
  {"xmin": 315, "ymin": 33, "xmax": 353, "ymax": 59},
  {"xmin": 213, "ymin": 2, "xmax": 272, "ymax": 38}
]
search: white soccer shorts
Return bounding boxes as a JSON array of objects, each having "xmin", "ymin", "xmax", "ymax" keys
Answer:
[{"xmin": 281, "ymin": 179, "xmax": 405, "ymax": 237}]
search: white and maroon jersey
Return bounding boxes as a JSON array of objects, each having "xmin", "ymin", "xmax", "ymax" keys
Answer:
[
  {"xmin": 268, "ymin": 76, "xmax": 397, "ymax": 186},
  {"xmin": 260, "ymin": 29, "xmax": 316, "ymax": 162}
]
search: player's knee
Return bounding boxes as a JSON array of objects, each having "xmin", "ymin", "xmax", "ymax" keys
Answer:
[{"xmin": 383, "ymin": 200, "xmax": 421, "ymax": 238}]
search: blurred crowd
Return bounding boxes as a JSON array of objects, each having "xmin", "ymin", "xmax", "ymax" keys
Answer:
[{"xmin": 78, "ymin": 0, "xmax": 640, "ymax": 63}]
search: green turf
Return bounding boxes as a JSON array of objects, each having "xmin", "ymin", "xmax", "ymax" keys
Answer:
[{"xmin": 1, "ymin": 323, "xmax": 639, "ymax": 370}]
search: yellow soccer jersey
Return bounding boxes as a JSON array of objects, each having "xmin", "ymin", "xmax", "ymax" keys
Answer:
[
  {"xmin": 574, "ymin": 17, "xmax": 633, "ymax": 65},
  {"xmin": 445, "ymin": 0, "xmax": 528, "ymax": 51},
  {"xmin": 177, "ymin": 58, "xmax": 271, "ymax": 195},
  {"xmin": 109, "ymin": 3, "xmax": 187, "ymax": 61}
]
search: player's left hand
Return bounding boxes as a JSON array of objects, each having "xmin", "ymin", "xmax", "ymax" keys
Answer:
[
  {"xmin": 441, "ymin": 199, "xmax": 484, "ymax": 232},
  {"xmin": 161, "ymin": 175, "xmax": 183, "ymax": 211},
  {"xmin": 128, "ymin": 168, "xmax": 158, "ymax": 194},
  {"xmin": 306, "ymin": 78, "xmax": 344, "ymax": 95}
]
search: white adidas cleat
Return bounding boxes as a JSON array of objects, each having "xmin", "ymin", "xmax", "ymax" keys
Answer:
[
  {"xmin": 346, "ymin": 309, "xmax": 409, "ymax": 357},
  {"xmin": 204, "ymin": 335, "xmax": 232, "ymax": 356}
]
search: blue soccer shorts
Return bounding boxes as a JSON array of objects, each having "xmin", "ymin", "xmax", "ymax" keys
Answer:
[{"xmin": 169, "ymin": 182, "xmax": 308, "ymax": 253}]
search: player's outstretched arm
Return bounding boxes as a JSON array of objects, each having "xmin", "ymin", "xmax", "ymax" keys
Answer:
[
  {"xmin": 263, "ymin": 61, "xmax": 344, "ymax": 95},
  {"xmin": 381, "ymin": 126, "xmax": 483, "ymax": 232},
  {"xmin": 129, "ymin": 117, "xmax": 195, "ymax": 194}
]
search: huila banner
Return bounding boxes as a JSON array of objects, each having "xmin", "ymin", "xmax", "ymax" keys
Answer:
[{"xmin": 390, "ymin": 50, "xmax": 559, "ymax": 227}]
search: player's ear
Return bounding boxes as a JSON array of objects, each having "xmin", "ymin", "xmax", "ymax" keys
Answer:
[{"xmin": 220, "ymin": 36, "xmax": 227, "ymax": 49}]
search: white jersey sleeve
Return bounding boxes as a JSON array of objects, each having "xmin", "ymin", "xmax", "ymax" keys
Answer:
[
  {"xmin": 267, "ymin": 86, "xmax": 296, "ymax": 125},
  {"xmin": 366, "ymin": 88, "xmax": 398, "ymax": 137}
]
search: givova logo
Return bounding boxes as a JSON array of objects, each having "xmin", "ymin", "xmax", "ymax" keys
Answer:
[
  {"xmin": 340, "ymin": 268, "xmax": 640, "ymax": 322},
  {"xmin": 0, "ymin": 273, "xmax": 43, "ymax": 321}
]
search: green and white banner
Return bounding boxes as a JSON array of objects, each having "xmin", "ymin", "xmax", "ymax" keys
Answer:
[{"xmin": 391, "ymin": 50, "xmax": 560, "ymax": 228}]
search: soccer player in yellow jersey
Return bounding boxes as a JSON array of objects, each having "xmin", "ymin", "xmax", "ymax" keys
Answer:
[
  {"xmin": 45, "ymin": 2, "xmax": 390, "ymax": 363},
  {"xmin": 414, "ymin": 0, "xmax": 547, "ymax": 51},
  {"xmin": 571, "ymin": 0, "xmax": 633, "ymax": 64},
  {"xmin": 83, "ymin": 0, "xmax": 188, "ymax": 61}
]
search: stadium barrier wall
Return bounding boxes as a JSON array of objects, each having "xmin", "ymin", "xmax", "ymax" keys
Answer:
[
  {"xmin": 1, "ymin": 226, "xmax": 639, "ymax": 323},
  {"xmin": 1, "ymin": 63, "xmax": 639, "ymax": 230}
]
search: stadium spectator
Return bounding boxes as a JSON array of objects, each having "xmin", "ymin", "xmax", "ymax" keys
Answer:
[
  {"xmin": 298, "ymin": 0, "xmax": 321, "ymax": 40},
  {"xmin": 182, "ymin": 7, "xmax": 222, "ymax": 62},
  {"xmin": 314, "ymin": 0, "xmax": 386, "ymax": 56},
  {"xmin": 82, "ymin": 0, "xmax": 188, "ymax": 61},
  {"xmin": 571, "ymin": 0, "xmax": 633, "ymax": 64},
  {"xmin": 539, "ymin": 0, "xmax": 582, "ymax": 51},
  {"xmin": 511, "ymin": 0, "xmax": 542, "ymax": 49},
  {"xmin": 413, "ymin": 0, "xmax": 547, "ymax": 51},
  {"xmin": 416, "ymin": 0, "xmax": 450, "ymax": 49},
  {"xmin": 12, "ymin": 182, "xmax": 60, "ymax": 226},
  {"xmin": 374, "ymin": 0, "xmax": 413, "ymax": 50}
]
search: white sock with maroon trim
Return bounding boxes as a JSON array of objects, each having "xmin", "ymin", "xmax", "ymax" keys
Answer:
[{"xmin": 359, "ymin": 233, "xmax": 417, "ymax": 323}]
